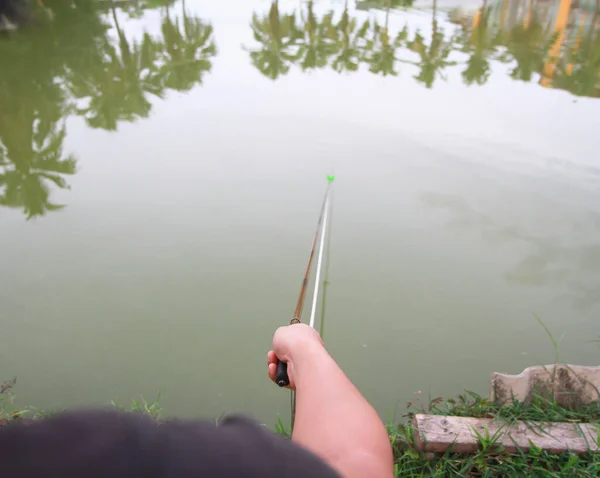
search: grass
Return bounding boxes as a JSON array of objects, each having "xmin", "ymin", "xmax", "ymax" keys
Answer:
[
  {"xmin": 0, "ymin": 379, "xmax": 164, "ymax": 423},
  {"xmin": 110, "ymin": 392, "xmax": 163, "ymax": 420}
]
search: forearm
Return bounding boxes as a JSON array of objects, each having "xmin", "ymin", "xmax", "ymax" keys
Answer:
[{"xmin": 290, "ymin": 345, "xmax": 393, "ymax": 478}]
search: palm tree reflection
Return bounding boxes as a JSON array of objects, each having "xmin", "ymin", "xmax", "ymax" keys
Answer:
[
  {"xmin": 356, "ymin": 0, "xmax": 415, "ymax": 11},
  {"xmin": 70, "ymin": 7, "xmax": 164, "ymax": 130},
  {"xmin": 72, "ymin": 1, "xmax": 216, "ymax": 130},
  {"xmin": 0, "ymin": 19, "xmax": 78, "ymax": 220},
  {"xmin": 552, "ymin": 10, "xmax": 600, "ymax": 98},
  {"xmin": 406, "ymin": 0, "xmax": 456, "ymax": 87},
  {"xmin": 246, "ymin": 0, "xmax": 600, "ymax": 98},
  {"xmin": 248, "ymin": 0, "xmax": 302, "ymax": 79},
  {"xmin": 0, "ymin": 0, "xmax": 217, "ymax": 219},
  {"xmin": 332, "ymin": 1, "xmax": 370, "ymax": 74},
  {"xmin": 454, "ymin": 2, "xmax": 496, "ymax": 85},
  {"xmin": 363, "ymin": 1, "xmax": 406, "ymax": 76},
  {"xmin": 0, "ymin": 116, "xmax": 77, "ymax": 220},
  {"xmin": 158, "ymin": 0, "xmax": 217, "ymax": 92},
  {"xmin": 297, "ymin": 1, "xmax": 339, "ymax": 71},
  {"xmin": 504, "ymin": 8, "xmax": 556, "ymax": 81}
]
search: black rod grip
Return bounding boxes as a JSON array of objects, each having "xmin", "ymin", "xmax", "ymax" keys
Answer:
[{"xmin": 276, "ymin": 360, "xmax": 290, "ymax": 388}]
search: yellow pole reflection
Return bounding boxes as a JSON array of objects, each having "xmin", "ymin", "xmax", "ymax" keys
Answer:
[
  {"xmin": 566, "ymin": 13, "xmax": 587, "ymax": 76},
  {"xmin": 540, "ymin": 0, "xmax": 572, "ymax": 88},
  {"xmin": 524, "ymin": 0, "xmax": 533, "ymax": 28},
  {"xmin": 499, "ymin": 0, "xmax": 508, "ymax": 29}
]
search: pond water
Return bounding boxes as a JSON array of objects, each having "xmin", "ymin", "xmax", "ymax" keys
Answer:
[{"xmin": 1, "ymin": 0, "xmax": 599, "ymax": 424}]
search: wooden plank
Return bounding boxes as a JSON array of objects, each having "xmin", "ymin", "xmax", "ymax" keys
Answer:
[{"xmin": 412, "ymin": 414, "xmax": 599, "ymax": 454}]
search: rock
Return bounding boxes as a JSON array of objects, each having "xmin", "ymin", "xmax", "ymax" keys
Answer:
[{"xmin": 490, "ymin": 364, "xmax": 600, "ymax": 408}]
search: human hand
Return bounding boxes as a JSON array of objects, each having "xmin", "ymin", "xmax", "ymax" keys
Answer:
[{"xmin": 267, "ymin": 324, "xmax": 325, "ymax": 389}]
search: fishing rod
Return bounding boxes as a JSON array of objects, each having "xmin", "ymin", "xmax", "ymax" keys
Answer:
[{"xmin": 276, "ymin": 175, "xmax": 335, "ymax": 387}]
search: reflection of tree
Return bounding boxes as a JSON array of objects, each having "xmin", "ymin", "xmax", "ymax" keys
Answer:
[
  {"xmin": 69, "ymin": 0, "xmax": 216, "ymax": 130},
  {"xmin": 246, "ymin": 0, "xmax": 600, "ymax": 98},
  {"xmin": 246, "ymin": 0, "xmax": 410, "ymax": 78},
  {"xmin": 248, "ymin": 0, "xmax": 301, "ymax": 79},
  {"xmin": 0, "ymin": 74, "xmax": 76, "ymax": 219},
  {"xmin": 0, "ymin": 0, "xmax": 88, "ymax": 219},
  {"xmin": 406, "ymin": 0, "xmax": 456, "ymax": 88},
  {"xmin": 332, "ymin": 1, "xmax": 370, "ymax": 73},
  {"xmin": 454, "ymin": 3, "xmax": 496, "ymax": 85},
  {"xmin": 504, "ymin": 9, "xmax": 556, "ymax": 82},
  {"xmin": 449, "ymin": 0, "xmax": 600, "ymax": 97},
  {"xmin": 0, "ymin": 124, "xmax": 77, "ymax": 220},
  {"xmin": 297, "ymin": 1, "xmax": 338, "ymax": 71},
  {"xmin": 363, "ymin": 1, "xmax": 405, "ymax": 76},
  {"xmin": 0, "ymin": 0, "xmax": 216, "ymax": 219},
  {"xmin": 356, "ymin": 0, "xmax": 415, "ymax": 11},
  {"xmin": 69, "ymin": 6, "xmax": 164, "ymax": 130},
  {"xmin": 553, "ymin": 20, "xmax": 600, "ymax": 98},
  {"xmin": 158, "ymin": 0, "xmax": 217, "ymax": 91},
  {"xmin": 108, "ymin": 0, "xmax": 177, "ymax": 19}
]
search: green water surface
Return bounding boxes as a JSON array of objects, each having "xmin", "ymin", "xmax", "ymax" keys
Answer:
[{"xmin": 1, "ymin": 0, "xmax": 599, "ymax": 423}]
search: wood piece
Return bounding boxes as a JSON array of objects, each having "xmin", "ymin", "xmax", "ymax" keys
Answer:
[{"xmin": 412, "ymin": 414, "xmax": 599, "ymax": 454}]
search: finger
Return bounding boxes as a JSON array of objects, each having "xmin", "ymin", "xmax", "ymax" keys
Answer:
[
  {"xmin": 267, "ymin": 350, "xmax": 278, "ymax": 365},
  {"xmin": 268, "ymin": 362, "xmax": 277, "ymax": 382}
]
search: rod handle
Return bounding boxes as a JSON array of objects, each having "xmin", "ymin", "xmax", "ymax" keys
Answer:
[
  {"xmin": 276, "ymin": 360, "xmax": 290, "ymax": 388},
  {"xmin": 275, "ymin": 317, "xmax": 300, "ymax": 387}
]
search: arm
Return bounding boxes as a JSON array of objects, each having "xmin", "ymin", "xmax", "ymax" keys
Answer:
[{"xmin": 268, "ymin": 324, "xmax": 393, "ymax": 478}]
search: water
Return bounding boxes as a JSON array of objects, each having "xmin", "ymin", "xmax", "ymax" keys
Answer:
[{"xmin": 1, "ymin": 0, "xmax": 599, "ymax": 424}]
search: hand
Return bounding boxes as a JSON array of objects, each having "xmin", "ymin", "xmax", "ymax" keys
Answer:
[{"xmin": 267, "ymin": 324, "xmax": 325, "ymax": 389}]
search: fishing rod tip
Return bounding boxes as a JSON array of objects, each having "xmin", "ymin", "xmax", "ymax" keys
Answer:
[{"xmin": 327, "ymin": 175, "xmax": 335, "ymax": 182}]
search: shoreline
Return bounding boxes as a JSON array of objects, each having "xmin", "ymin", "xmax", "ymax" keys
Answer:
[{"xmin": 2, "ymin": 377, "xmax": 599, "ymax": 476}]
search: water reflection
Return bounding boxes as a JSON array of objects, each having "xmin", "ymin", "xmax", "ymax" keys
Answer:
[
  {"xmin": 159, "ymin": 0, "xmax": 217, "ymax": 91},
  {"xmin": 248, "ymin": 1, "xmax": 302, "ymax": 79},
  {"xmin": 0, "ymin": 0, "xmax": 216, "ymax": 219},
  {"xmin": 406, "ymin": 0, "xmax": 455, "ymax": 86},
  {"xmin": 247, "ymin": 0, "xmax": 600, "ymax": 96},
  {"xmin": 363, "ymin": 3, "xmax": 406, "ymax": 75},
  {"xmin": 356, "ymin": 0, "xmax": 416, "ymax": 11},
  {"xmin": 111, "ymin": 0, "xmax": 177, "ymax": 20},
  {"xmin": 450, "ymin": 0, "xmax": 600, "ymax": 96},
  {"xmin": 422, "ymin": 192, "xmax": 600, "ymax": 309},
  {"xmin": 72, "ymin": 0, "xmax": 216, "ymax": 130},
  {"xmin": 0, "ymin": 113, "xmax": 76, "ymax": 220},
  {"xmin": 0, "ymin": 1, "xmax": 92, "ymax": 219},
  {"xmin": 332, "ymin": 3, "xmax": 370, "ymax": 73}
]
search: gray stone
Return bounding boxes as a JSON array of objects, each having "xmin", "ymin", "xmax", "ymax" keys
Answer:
[{"xmin": 491, "ymin": 364, "xmax": 600, "ymax": 408}]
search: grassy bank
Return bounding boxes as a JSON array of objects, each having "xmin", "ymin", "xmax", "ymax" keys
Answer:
[
  {"xmin": 2, "ymin": 378, "xmax": 599, "ymax": 477},
  {"xmin": 387, "ymin": 390, "xmax": 600, "ymax": 476}
]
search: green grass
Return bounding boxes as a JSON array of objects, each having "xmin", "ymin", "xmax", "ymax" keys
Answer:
[
  {"xmin": 0, "ymin": 379, "xmax": 164, "ymax": 423},
  {"xmin": 110, "ymin": 392, "xmax": 163, "ymax": 420}
]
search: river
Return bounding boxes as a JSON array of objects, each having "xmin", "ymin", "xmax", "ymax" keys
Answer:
[{"xmin": 1, "ymin": 0, "xmax": 599, "ymax": 424}]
